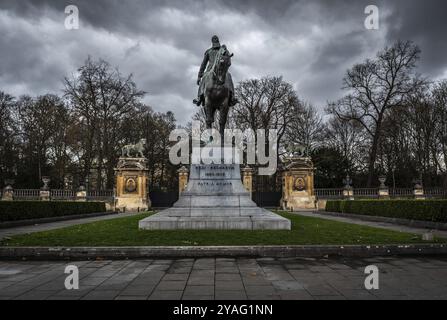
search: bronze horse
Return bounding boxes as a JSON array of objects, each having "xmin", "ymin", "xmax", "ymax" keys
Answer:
[{"xmin": 200, "ymin": 46, "xmax": 233, "ymax": 139}]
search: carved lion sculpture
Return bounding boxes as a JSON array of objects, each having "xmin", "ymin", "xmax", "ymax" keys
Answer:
[{"xmin": 122, "ymin": 139, "xmax": 146, "ymax": 158}]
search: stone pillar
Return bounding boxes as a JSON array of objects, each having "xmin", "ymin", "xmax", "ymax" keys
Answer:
[
  {"xmin": 115, "ymin": 157, "xmax": 150, "ymax": 212},
  {"xmin": 378, "ymin": 175, "xmax": 389, "ymax": 199},
  {"xmin": 413, "ymin": 179, "xmax": 425, "ymax": 200},
  {"xmin": 280, "ymin": 157, "xmax": 316, "ymax": 211},
  {"xmin": 40, "ymin": 176, "xmax": 51, "ymax": 201},
  {"xmin": 178, "ymin": 166, "xmax": 189, "ymax": 196},
  {"xmin": 343, "ymin": 175, "xmax": 354, "ymax": 200},
  {"xmin": 241, "ymin": 166, "xmax": 254, "ymax": 196},
  {"xmin": 76, "ymin": 186, "xmax": 87, "ymax": 202}
]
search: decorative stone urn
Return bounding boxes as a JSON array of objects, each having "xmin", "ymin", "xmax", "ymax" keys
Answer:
[
  {"xmin": 280, "ymin": 156, "xmax": 316, "ymax": 211},
  {"xmin": 40, "ymin": 176, "xmax": 51, "ymax": 201}
]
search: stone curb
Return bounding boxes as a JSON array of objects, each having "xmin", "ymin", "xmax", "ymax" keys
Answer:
[
  {"xmin": 321, "ymin": 211, "xmax": 447, "ymax": 231},
  {"xmin": 0, "ymin": 212, "xmax": 117, "ymax": 229},
  {"xmin": 0, "ymin": 244, "xmax": 446, "ymax": 260}
]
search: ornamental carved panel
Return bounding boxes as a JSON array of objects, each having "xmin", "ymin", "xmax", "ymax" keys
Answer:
[
  {"xmin": 124, "ymin": 176, "xmax": 138, "ymax": 194},
  {"xmin": 293, "ymin": 177, "xmax": 306, "ymax": 192}
]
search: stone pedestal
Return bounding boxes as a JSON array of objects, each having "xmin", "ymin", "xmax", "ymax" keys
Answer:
[
  {"xmin": 280, "ymin": 157, "xmax": 316, "ymax": 211},
  {"xmin": 76, "ymin": 188, "xmax": 87, "ymax": 202},
  {"xmin": 139, "ymin": 150, "xmax": 290, "ymax": 230},
  {"xmin": 40, "ymin": 190, "xmax": 50, "ymax": 201},
  {"xmin": 343, "ymin": 188, "xmax": 354, "ymax": 200},
  {"xmin": 378, "ymin": 188, "xmax": 389, "ymax": 199},
  {"xmin": 2, "ymin": 186, "xmax": 14, "ymax": 201},
  {"xmin": 115, "ymin": 157, "xmax": 150, "ymax": 212},
  {"xmin": 414, "ymin": 187, "xmax": 425, "ymax": 200}
]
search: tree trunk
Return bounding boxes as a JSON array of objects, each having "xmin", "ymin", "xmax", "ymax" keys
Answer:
[{"xmin": 367, "ymin": 133, "xmax": 380, "ymax": 187}]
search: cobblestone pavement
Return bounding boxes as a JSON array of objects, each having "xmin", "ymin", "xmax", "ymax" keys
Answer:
[{"xmin": 0, "ymin": 256, "xmax": 446, "ymax": 300}]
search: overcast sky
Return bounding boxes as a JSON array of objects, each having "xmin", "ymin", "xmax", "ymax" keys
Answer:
[{"xmin": 1, "ymin": 0, "xmax": 447, "ymax": 124}]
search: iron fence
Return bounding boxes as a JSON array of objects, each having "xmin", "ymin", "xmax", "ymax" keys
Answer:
[
  {"xmin": 87, "ymin": 190, "xmax": 114, "ymax": 201},
  {"xmin": 315, "ymin": 188, "xmax": 344, "ymax": 199},
  {"xmin": 13, "ymin": 189, "xmax": 40, "ymax": 200},
  {"xmin": 50, "ymin": 189, "xmax": 76, "ymax": 201},
  {"xmin": 425, "ymin": 188, "xmax": 447, "ymax": 199},
  {"xmin": 389, "ymin": 188, "xmax": 414, "ymax": 198},
  {"xmin": 353, "ymin": 188, "xmax": 379, "ymax": 198}
]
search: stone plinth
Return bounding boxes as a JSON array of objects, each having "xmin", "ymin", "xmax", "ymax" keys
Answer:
[
  {"xmin": 115, "ymin": 157, "xmax": 150, "ymax": 212},
  {"xmin": 2, "ymin": 186, "xmax": 13, "ymax": 201},
  {"xmin": 139, "ymin": 153, "xmax": 290, "ymax": 230},
  {"xmin": 281, "ymin": 157, "xmax": 316, "ymax": 211},
  {"xmin": 40, "ymin": 190, "xmax": 50, "ymax": 201}
]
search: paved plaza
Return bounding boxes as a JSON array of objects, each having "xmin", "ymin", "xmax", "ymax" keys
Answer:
[{"xmin": 0, "ymin": 256, "xmax": 446, "ymax": 300}]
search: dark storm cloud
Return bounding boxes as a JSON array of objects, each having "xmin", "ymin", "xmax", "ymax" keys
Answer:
[
  {"xmin": 384, "ymin": 0, "xmax": 447, "ymax": 78},
  {"xmin": 1, "ymin": 0, "xmax": 447, "ymax": 123}
]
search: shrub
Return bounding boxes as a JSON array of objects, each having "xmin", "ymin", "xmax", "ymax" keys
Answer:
[
  {"xmin": 325, "ymin": 200, "xmax": 447, "ymax": 223},
  {"xmin": 0, "ymin": 201, "xmax": 107, "ymax": 222}
]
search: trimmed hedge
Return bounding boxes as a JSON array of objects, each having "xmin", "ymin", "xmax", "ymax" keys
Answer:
[
  {"xmin": 0, "ymin": 201, "xmax": 107, "ymax": 222},
  {"xmin": 326, "ymin": 200, "xmax": 447, "ymax": 223}
]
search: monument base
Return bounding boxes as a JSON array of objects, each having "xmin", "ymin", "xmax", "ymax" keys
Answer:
[
  {"xmin": 139, "ymin": 207, "xmax": 290, "ymax": 230},
  {"xmin": 282, "ymin": 196, "xmax": 316, "ymax": 211},
  {"xmin": 139, "ymin": 162, "xmax": 291, "ymax": 230},
  {"xmin": 115, "ymin": 157, "xmax": 150, "ymax": 213}
]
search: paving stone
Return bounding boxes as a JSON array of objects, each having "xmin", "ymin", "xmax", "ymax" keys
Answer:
[
  {"xmin": 184, "ymin": 285, "xmax": 214, "ymax": 296},
  {"xmin": 156, "ymin": 281, "xmax": 187, "ymax": 291},
  {"xmin": 119, "ymin": 284, "xmax": 156, "ymax": 296},
  {"xmin": 216, "ymin": 273, "xmax": 242, "ymax": 281},
  {"xmin": 272, "ymin": 280, "xmax": 304, "ymax": 291},
  {"xmin": 163, "ymin": 273, "xmax": 189, "ymax": 281},
  {"xmin": 82, "ymin": 290, "xmax": 120, "ymax": 300},
  {"xmin": 115, "ymin": 295, "xmax": 148, "ymax": 300},
  {"xmin": 305, "ymin": 284, "xmax": 340, "ymax": 296},
  {"xmin": 247, "ymin": 294, "xmax": 280, "ymax": 300},
  {"xmin": 149, "ymin": 290, "xmax": 183, "ymax": 300},
  {"xmin": 182, "ymin": 295, "xmax": 214, "ymax": 300},
  {"xmin": 215, "ymin": 281, "xmax": 245, "ymax": 291},
  {"xmin": 15, "ymin": 290, "xmax": 56, "ymax": 300},
  {"xmin": 315, "ymin": 295, "xmax": 346, "ymax": 300},
  {"xmin": 245, "ymin": 285, "xmax": 276, "ymax": 296},
  {"xmin": 278, "ymin": 290, "xmax": 314, "ymax": 300},
  {"xmin": 216, "ymin": 267, "xmax": 239, "ymax": 274},
  {"xmin": 215, "ymin": 291, "xmax": 247, "ymax": 300},
  {"xmin": 187, "ymin": 276, "xmax": 214, "ymax": 286}
]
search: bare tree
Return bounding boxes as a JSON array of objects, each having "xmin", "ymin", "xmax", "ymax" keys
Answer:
[
  {"xmin": 64, "ymin": 57, "xmax": 145, "ymax": 189},
  {"xmin": 328, "ymin": 41, "xmax": 422, "ymax": 186},
  {"xmin": 432, "ymin": 80, "xmax": 447, "ymax": 186},
  {"xmin": 324, "ymin": 116, "xmax": 367, "ymax": 175},
  {"xmin": 232, "ymin": 76, "xmax": 299, "ymax": 159},
  {"xmin": 286, "ymin": 102, "xmax": 324, "ymax": 153},
  {"xmin": 0, "ymin": 92, "xmax": 17, "ymax": 185}
]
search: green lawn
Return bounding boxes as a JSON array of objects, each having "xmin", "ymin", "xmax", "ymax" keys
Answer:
[{"xmin": 1, "ymin": 212, "xmax": 443, "ymax": 247}]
